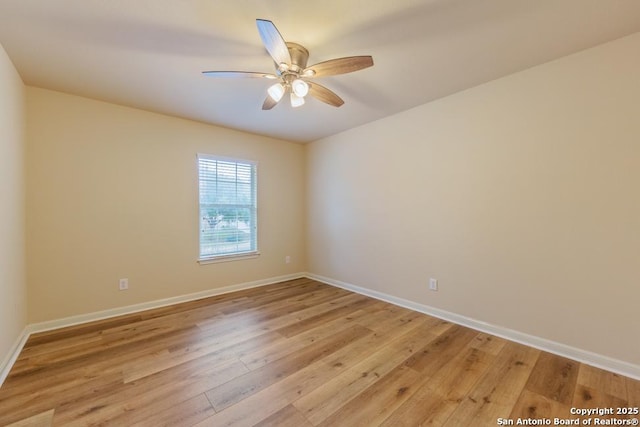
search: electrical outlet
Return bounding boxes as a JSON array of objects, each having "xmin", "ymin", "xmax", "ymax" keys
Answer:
[
  {"xmin": 429, "ymin": 278, "xmax": 438, "ymax": 291},
  {"xmin": 119, "ymin": 278, "xmax": 129, "ymax": 291},
  {"xmin": 285, "ymin": 255, "xmax": 291, "ymax": 264}
]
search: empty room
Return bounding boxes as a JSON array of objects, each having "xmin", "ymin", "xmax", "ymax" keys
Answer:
[{"xmin": 0, "ymin": 1, "xmax": 639, "ymax": 426}]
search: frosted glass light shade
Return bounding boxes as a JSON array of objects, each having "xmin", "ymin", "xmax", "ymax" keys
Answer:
[
  {"xmin": 291, "ymin": 79, "xmax": 309, "ymax": 97},
  {"xmin": 290, "ymin": 92, "xmax": 305, "ymax": 108},
  {"xmin": 267, "ymin": 83, "xmax": 285, "ymax": 102}
]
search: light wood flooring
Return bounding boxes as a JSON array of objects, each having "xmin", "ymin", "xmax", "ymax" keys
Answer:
[{"xmin": 0, "ymin": 278, "xmax": 638, "ymax": 426}]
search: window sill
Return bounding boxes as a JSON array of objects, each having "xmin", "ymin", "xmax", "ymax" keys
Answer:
[{"xmin": 198, "ymin": 251, "xmax": 260, "ymax": 265}]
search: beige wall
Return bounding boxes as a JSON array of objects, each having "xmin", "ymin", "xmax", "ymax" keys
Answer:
[
  {"xmin": 13, "ymin": 31, "xmax": 640, "ymax": 369},
  {"xmin": 26, "ymin": 88, "xmax": 306, "ymax": 323},
  {"xmin": 307, "ymin": 33, "xmax": 640, "ymax": 365},
  {"xmin": 0, "ymin": 43, "xmax": 26, "ymax": 365}
]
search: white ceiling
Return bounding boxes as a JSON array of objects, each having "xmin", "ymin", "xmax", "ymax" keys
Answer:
[{"xmin": 1, "ymin": 1, "xmax": 639, "ymax": 143}]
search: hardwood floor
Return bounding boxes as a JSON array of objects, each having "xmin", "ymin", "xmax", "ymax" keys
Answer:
[{"xmin": 0, "ymin": 278, "xmax": 638, "ymax": 426}]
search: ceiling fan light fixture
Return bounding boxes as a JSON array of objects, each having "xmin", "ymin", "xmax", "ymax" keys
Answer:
[
  {"xmin": 290, "ymin": 92, "xmax": 305, "ymax": 108},
  {"xmin": 291, "ymin": 79, "xmax": 309, "ymax": 97},
  {"xmin": 267, "ymin": 83, "xmax": 285, "ymax": 102},
  {"xmin": 202, "ymin": 19, "xmax": 373, "ymax": 110}
]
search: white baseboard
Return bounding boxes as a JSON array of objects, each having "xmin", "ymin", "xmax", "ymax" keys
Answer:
[
  {"xmin": 305, "ymin": 272, "xmax": 640, "ymax": 381},
  {"xmin": 28, "ymin": 273, "xmax": 306, "ymax": 334},
  {"xmin": 4, "ymin": 271, "xmax": 637, "ymax": 387},
  {"xmin": 0, "ymin": 272, "xmax": 306, "ymax": 387},
  {"xmin": 0, "ymin": 326, "xmax": 30, "ymax": 387}
]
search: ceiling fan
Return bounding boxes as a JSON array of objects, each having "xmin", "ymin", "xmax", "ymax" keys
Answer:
[{"xmin": 202, "ymin": 19, "xmax": 374, "ymax": 110}]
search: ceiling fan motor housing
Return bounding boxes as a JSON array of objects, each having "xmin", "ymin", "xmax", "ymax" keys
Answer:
[{"xmin": 284, "ymin": 42, "xmax": 309, "ymax": 73}]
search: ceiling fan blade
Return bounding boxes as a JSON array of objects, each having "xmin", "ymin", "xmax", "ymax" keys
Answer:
[
  {"xmin": 262, "ymin": 94, "xmax": 280, "ymax": 110},
  {"xmin": 308, "ymin": 82, "xmax": 344, "ymax": 107},
  {"xmin": 202, "ymin": 71, "xmax": 276, "ymax": 79},
  {"xmin": 256, "ymin": 19, "xmax": 292, "ymax": 67},
  {"xmin": 304, "ymin": 56, "xmax": 373, "ymax": 77}
]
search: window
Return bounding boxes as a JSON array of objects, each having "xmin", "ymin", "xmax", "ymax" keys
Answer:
[{"xmin": 198, "ymin": 155, "xmax": 257, "ymax": 262}]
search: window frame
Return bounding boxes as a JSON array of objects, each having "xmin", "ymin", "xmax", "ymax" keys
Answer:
[{"xmin": 197, "ymin": 154, "xmax": 259, "ymax": 264}]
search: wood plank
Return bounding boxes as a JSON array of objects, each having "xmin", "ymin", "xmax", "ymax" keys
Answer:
[
  {"xmin": 509, "ymin": 389, "xmax": 571, "ymax": 420},
  {"xmin": 194, "ymin": 360, "xmax": 335, "ymax": 426},
  {"xmin": 380, "ymin": 388, "xmax": 443, "ymax": 427},
  {"xmin": 123, "ymin": 329, "xmax": 284, "ymax": 383},
  {"xmin": 352, "ymin": 303, "xmax": 415, "ymax": 330},
  {"xmin": 402, "ymin": 324, "xmax": 478, "ymax": 376},
  {"xmin": 16, "ymin": 331, "xmax": 103, "ymax": 360},
  {"xmin": 293, "ymin": 317, "xmax": 439, "ymax": 424},
  {"xmin": 129, "ymin": 393, "xmax": 215, "ymax": 427},
  {"xmin": 274, "ymin": 294, "xmax": 378, "ymax": 337},
  {"xmin": 216, "ymin": 281, "xmax": 330, "ymax": 315},
  {"xmin": 205, "ymin": 324, "xmax": 372, "ymax": 411},
  {"xmin": 0, "ymin": 367, "xmax": 124, "ymax": 425},
  {"xmin": 8, "ymin": 324, "xmax": 201, "ymax": 381},
  {"xmin": 442, "ymin": 341, "xmax": 540, "ymax": 427},
  {"xmin": 51, "ymin": 357, "xmax": 247, "ymax": 426},
  {"xmin": 577, "ymin": 363, "xmax": 628, "ymax": 401},
  {"xmin": 319, "ymin": 311, "xmax": 441, "ymax": 372},
  {"xmin": 315, "ymin": 365, "xmax": 422, "ymax": 427},
  {"xmin": 426, "ymin": 346, "xmax": 494, "ymax": 401},
  {"xmin": 628, "ymin": 377, "xmax": 640, "ymax": 406},
  {"xmin": 351, "ymin": 304, "xmax": 433, "ymax": 339},
  {"xmin": 5, "ymin": 409, "xmax": 54, "ymax": 427},
  {"xmin": 239, "ymin": 309, "xmax": 371, "ymax": 370},
  {"xmin": 253, "ymin": 404, "xmax": 313, "ymax": 427},
  {"xmin": 524, "ymin": 352, "xmax": 579, "ymax": 405},
  {"xmin": 23, "ymin": 314, "xmax": 144, "ymax": 347},
  {"xmin": 469, "ymin": 332, "xmax": 508, "ymax": 355},
  {"xmin": 195, "ymin": 291, "xmax": 360, "ymax": 334},
  {"xmin": 572, "ymin": 384, "xmax": 628, "ymax": 410},
  {"xmin": 379, "ymin": 344, "xmax": 494, "ymax": 426},
  {"xmin": 194, "ymin": 348, "xmax": 370, "ymax": 426},
  {"xmin": 571, "ymin": 383, "xmax": 633, "ymax": 424}
]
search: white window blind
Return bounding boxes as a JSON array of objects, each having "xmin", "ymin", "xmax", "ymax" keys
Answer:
[{"xmin": 198, "ymin": 155, "xmax": 257, "ymax": 260}]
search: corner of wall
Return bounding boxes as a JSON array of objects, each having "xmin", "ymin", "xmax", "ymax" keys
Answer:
[{"xmin": 0, "ymin": 41, "xmax": 28, "ymax": 385}]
